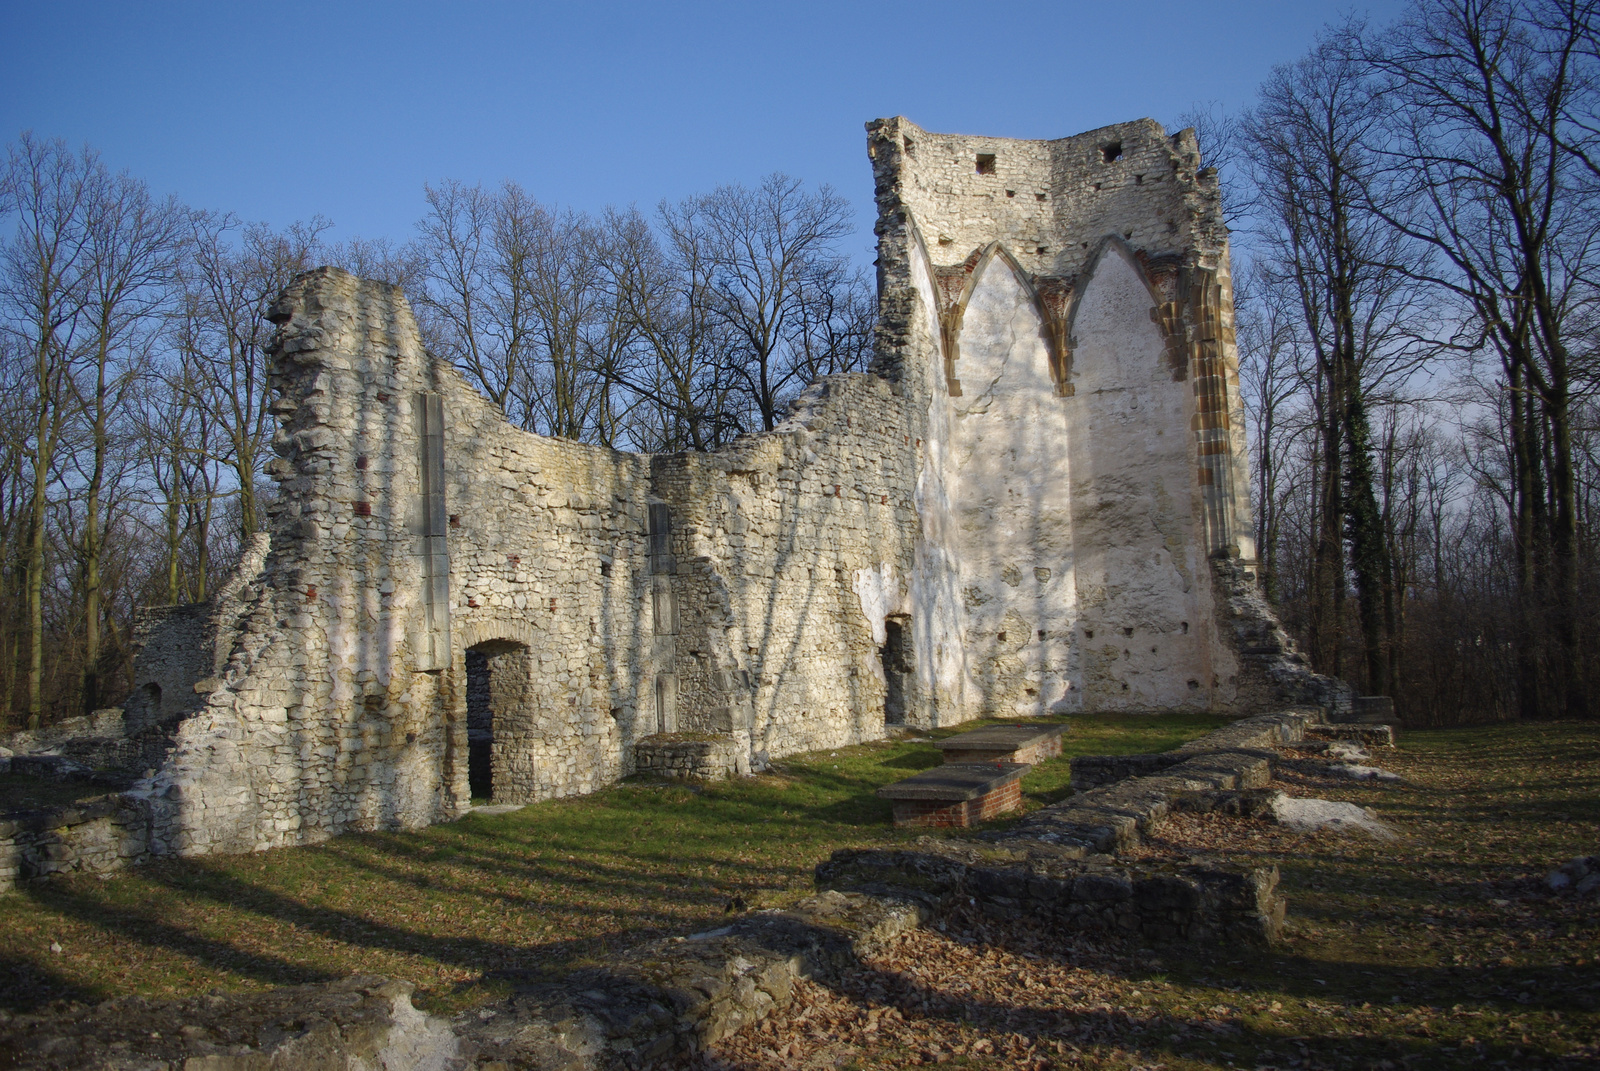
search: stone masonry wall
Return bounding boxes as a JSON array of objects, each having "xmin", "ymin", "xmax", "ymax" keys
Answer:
[
  {"xmin": 124, "ymin": 533, "xmax": 272, "ymax": 737},
  {"xmin": 651, "ymin": 373, "xmax": 919, "ymax": 763},
  {"xmin": 866, "ymin": 116, "xmax": 1257, "ymax": 720},
  {"xmin": 116, "ymin": 116, "xmax": 1338, "ymax": 859}
]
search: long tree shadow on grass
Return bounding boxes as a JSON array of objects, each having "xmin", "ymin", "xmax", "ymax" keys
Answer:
[
  {"xmin": 11, "ymin": 877, "xmax": 337, "ymax": 1002},
  {"xmin": 122, "ymin": 859, "xmax": 722, "ymax": 978},
  {"xmin": 695, "ymin": 907, "xmax": 1582, "ymax": 1070},
  {"xmin": 0, "ymin": 950, "xmax": 106, "ymax": 1012},
  {"xmin": 316, "ymin": 833, "xmax": 813, "ymax": 923}
]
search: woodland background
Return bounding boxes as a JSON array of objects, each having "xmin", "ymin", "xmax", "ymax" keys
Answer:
[{"xmin": 1, "ymin": 0, "xmax": 1594, "ymax": 729}]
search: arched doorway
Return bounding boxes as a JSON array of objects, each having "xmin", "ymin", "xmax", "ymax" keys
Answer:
[{"xmin": 123, "ymin": 681, "xmax": 163, "ymax": 734}]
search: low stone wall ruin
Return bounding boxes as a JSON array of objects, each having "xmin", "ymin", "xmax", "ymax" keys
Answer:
[
  {"xmin": 0, "ymin": 794, "xmax": 152, "ymax": 893},
  {"xmin": 633, "ymin": 731, "xmax": 753, "ymax": 781}
]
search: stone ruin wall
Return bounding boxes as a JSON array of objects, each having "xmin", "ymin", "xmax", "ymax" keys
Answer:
[
  {"xmin": 867, "ymin": 117, "xmax": 1258, "ymax": 721},
  {"xmin": 101, "ymin": 116, "xmax": 1342, "ymax": 860},
  {"xmin": 650, "ymin": 374, "xmax": 918, "ymax": 763},
  {"xmin": 131, "ymin": 265, "xmax": 926, "ymax": 854},
  {"xmin": 123, "ymin": 533, "xmax": 272, "ymax": 739}
]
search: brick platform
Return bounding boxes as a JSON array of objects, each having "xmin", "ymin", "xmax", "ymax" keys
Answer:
[
  {"xmin": 876, "ymin": 763, "xmax": 1029, "ymax": 828},
  {"xmin": 934, "ymin": 723, "xmax": 1065, "ymax": 766}
]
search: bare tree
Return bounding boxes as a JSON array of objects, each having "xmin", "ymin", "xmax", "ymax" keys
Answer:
[
  {"xmin": 0, "ymin": 134, "xmax": 94, "ymax": 726},
  {"xmin": 694, "ymin": 174, "xmax": 856, "ymax": 433},
  {"xmin": 1367, "ymin": 0, "xmax": 1600, "ymax": 717},
  {"xmin": 413, "ymin": 181, "xmax": 541, "ymax": 427},
  {"xmin": 178, "ymin": 213, "xmax": 324, "ymax": 545},
  {"xmin": 1241, "ymin": 23, "xmax": 1438, "ymax": 693},
  {"xmin": 1234, "ymin": 261, "xmax": 1307, "ymax": 601},
  {"xmin": 66, "ymin": 166, "xmax": 183, "ymax": 711}
]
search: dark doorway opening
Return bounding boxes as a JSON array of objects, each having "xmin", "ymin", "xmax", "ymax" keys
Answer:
[
  {"xmin": 466, "ymin": 648, "xmax": 493, "ymax": 800},
  {"xmin": 881, "ymin": 615, "xmax": 912, "ymax": 726}
]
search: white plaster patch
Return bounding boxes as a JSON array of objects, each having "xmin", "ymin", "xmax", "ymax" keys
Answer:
[
  {"xmin": 853, "ymin": 562, "xmax": 900, "ymax": 646},
  {"xmin": 910, "ymin": 229, "xmax": 944, "ymax": 364},
  {"xmin": 910, "ymin": 228, "xmax": 969, "ymax": 716},
  {"xmin": 941, "ymin": 250, "xmax": 1077, "ymax": 719},
  {"xmin": 1066, "ymin": 243, "xmax": 1211, "ymax": 710}
]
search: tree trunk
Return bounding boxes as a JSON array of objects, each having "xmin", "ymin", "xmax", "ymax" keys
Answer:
[{"xmin": 1343, "ymin": 382, "xmax": 1392, "ymax": 695}]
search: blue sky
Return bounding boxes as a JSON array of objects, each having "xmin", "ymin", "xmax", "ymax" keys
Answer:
[{"xmin": 2, "ymin": 1, "xmax": 1408, "ymax": 262}]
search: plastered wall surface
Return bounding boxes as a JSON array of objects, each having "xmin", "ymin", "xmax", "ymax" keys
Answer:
[
  {"xmin": 1066, "ymin": 244, "xmax": 1220, "ymax": 709},
  {"xmin": 871, "ymin": 117, "xmax": 1254, "ymax": 720},
  {"xmin": 116, "ymin": 117, "xmax": 1343, "ymax": 858},
  {"xmin": 943, "ymin": 251, "xmax": 1078, "ymax": 718}
]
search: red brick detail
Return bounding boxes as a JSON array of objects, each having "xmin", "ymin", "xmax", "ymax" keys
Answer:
[
  {"xmin": 354, "ymin": 501, "xmax": 372, "ymax": 516},
  {"xmin": 889, "ymin": 779, "xmax": 1023, "ymax": 828},
  {"xmin": 305, "ymin": 585, "xmax": 317, "ymax": 603}
]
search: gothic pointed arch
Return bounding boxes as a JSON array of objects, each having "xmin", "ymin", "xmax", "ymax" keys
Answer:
[
  {"xmin": 1064, "ymin": 236, "xmax": 1187, "ymax": 382},
  {"xmin": 942, "ymin": 243, "xmax": 1073, "ymax": 397},
  {"xmin": 1065, "ymin": 234, "xmax": 1242, "ymax": 555}
]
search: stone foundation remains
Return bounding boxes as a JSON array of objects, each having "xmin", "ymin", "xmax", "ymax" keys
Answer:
[
  {"xmin": 633, "ymin": 731, "xmax": 753, "ymax": 781},
  {"xmin": 9, "ymin": 115, "xmax": 1346, "ymax": 862}
]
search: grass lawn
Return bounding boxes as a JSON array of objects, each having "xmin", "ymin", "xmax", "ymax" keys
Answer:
[
  {"xmin": 4, "ymin": 715, "xmax": 1595, "ymax": 1069},
  {"xmin": 0, "ymin": 712, "xmax": 1220, "ymax": 1015}
]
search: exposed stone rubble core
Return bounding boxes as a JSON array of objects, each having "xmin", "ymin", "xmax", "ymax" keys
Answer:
[
  {"xmin": 1305, "ymin": 723, "xmax": 1394, "ymax": 747},
  {"xmin": 24, "ymin": 115, "xmax": 1344, "ymax": 862},
  {"xmin": 1037, "ymin": 710, "xmax": 1321, "ymax": 853},
  {"xmin": 818, "ymin": 841, "xmax": 1286, "ymax": 947},
  {"xmin": 633, "ymin": 731, "xmax": 752, "ymax": 781},
  {"xmin": 0, "ymin": 792, "xmax": 154, "ymax": 893},
  {"xmin": 452, "ymin": 890, "xmax": 925, "ymax": 1068}
]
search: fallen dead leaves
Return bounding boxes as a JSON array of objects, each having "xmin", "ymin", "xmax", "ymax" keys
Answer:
[{"xmin": 698, "ymin": 722, "xmax": 1600, "ymax": 1070}]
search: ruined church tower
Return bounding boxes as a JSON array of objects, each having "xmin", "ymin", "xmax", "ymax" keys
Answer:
[
  {"xmin": 118, "ymin": 118, "xmax": 1336, "ymax": 860},
  {"xmin": 866, "ymin": 117, "xmax": 1257, "ymax": 725}
]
